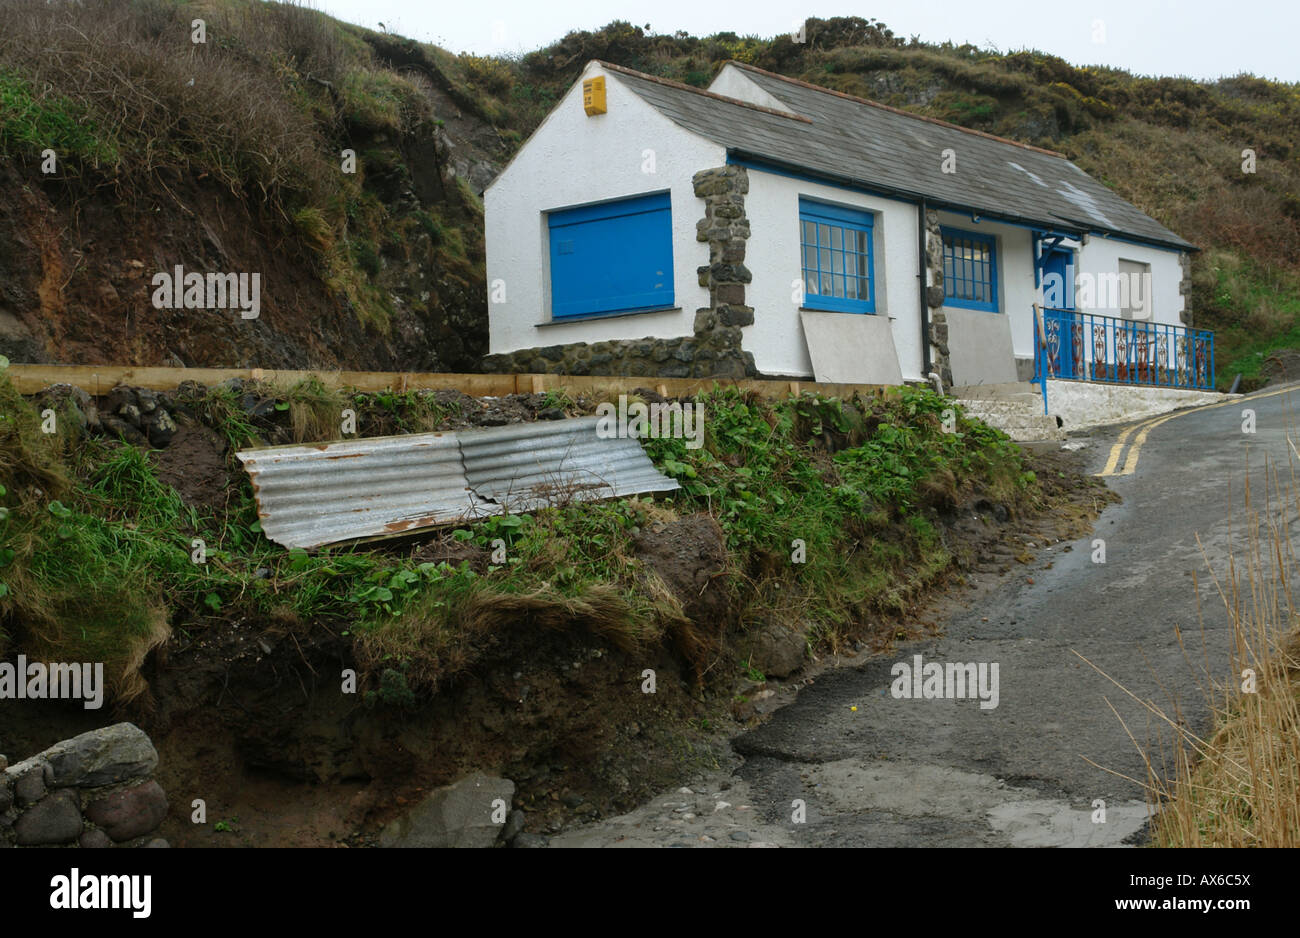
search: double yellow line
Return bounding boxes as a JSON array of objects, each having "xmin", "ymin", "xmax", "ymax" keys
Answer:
[{"xmin": 1095, "ymin": 385, "xmax": 1296, "ymax": 478}]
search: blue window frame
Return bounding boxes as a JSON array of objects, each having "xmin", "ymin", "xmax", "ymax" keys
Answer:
[
  {"xmin": 548, "ymin": 191, "xmax": 674, "ymax": 319},
  {"xmin": 799, "ymin": 198, "xmax": 875, "ymax": 313},
  {"xmin": 941, "ymin": 227, "xmax": 999, "ymax": 312}
]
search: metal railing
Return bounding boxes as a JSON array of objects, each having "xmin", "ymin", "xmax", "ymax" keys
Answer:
[{"xmin": 1033, "ymin": 305, "xmax": 1215, "ymax": 391}]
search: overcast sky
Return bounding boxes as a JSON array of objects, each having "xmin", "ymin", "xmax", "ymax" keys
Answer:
[{"xmin": 314, "ymin": 0, "xmax": 1297, "ymax": 83}]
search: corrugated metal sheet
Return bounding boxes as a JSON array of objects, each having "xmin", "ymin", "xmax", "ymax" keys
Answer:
[
  {"xmin": 237, "ymin": 417, "xmax": 680, "ymax": 549},
  {"xmin": 236, "ymin": 432, "xmax": 497, "ymax": 549},
  {"xmin": 460, "ymin": 416, "xmax": 680, "ymax": 512}
]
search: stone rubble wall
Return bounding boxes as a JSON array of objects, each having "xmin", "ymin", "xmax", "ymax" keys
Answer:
[
  {"xmin": 923, "ymin": 209, "xmax": 953, "ymax": 390},
  {"xmin": 483, "ymin": 166, "xmax": 757, "ymax": 380},
  {"xmin": 1178, "ymin": 251, "xmax": 1194, "ymax": 326},
  {"xmin": 0, "ymin": 723, "xmax": 169, "ymax": 848}
]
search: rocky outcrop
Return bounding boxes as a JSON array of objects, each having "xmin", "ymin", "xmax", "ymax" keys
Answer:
[
  {"xmin": 740, "ymin": 620, "xmax": 808, "ymax": 680},
  {"xmin": 36, "ymin": 383, "xmax": 178, "ymax": 448}
]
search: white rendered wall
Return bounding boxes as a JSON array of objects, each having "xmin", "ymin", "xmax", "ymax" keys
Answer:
[
  {"xmin": 485, "ymin": 63, "xmax": 723, "ymax": 355},
  {"xmin": 743, "ymin": 169, "xmax": 923, "ymax": 379},
  {"xmin": 1046, "ymin": 379, "xmax": 1221, "ymax": 428},
  {"xmin": 1072, "ymin": 236, "xmax": 1186, "ymax": 326}
]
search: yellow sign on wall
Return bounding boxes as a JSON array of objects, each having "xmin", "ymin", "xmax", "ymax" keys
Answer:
[{"xmin": 583, "ymin": 76, "xmax": 607, "ymax": 116}]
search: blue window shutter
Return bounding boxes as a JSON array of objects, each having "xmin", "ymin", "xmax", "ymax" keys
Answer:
[{"xmin": 548, "ymin": 192, "xmax": 674, "ymax": 318}]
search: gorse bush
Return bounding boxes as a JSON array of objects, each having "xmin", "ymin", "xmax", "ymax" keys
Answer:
[
  {"xmin": 339, "ymin": 67, "xmax": 432, "ymax": 135},
  {"xmin": 0, "ymin": 0, "xmax": 331, "ymax": 206}
]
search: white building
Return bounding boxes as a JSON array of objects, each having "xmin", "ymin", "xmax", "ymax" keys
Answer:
[{"xmin": 484, "ymin": 60, "xmax": 1209, "ymax": 391}]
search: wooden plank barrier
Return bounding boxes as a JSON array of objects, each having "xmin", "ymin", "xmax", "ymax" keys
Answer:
[{"xmin": 5, "ymin": 364, "xmax": 890, "ymax": 401}]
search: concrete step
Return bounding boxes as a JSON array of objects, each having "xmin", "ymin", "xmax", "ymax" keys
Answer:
[
  {"xmin": 958, "ymin": 400, "xmax": 1045, "ymax": 415},
  {"xmin": 949, "ymin": 381, "xmax": 1039, "ymax": 399},
  {"xmin": 955, "ymin": 397, "xmax": 1066, "ymax": 443}
]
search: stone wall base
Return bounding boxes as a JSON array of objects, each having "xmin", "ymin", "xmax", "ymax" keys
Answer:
[
  {"xmin": 2, "ymin": 723, "xmax": 169, "ymax": 848},
  {"xmin": 483, "ymin": 330, "xmax": 756, "ymax": 380}
]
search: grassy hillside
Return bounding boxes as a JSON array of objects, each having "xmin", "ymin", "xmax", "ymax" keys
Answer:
[
  {"xmin": 0, "ymin": 0, "xmax": 499, "ymax": 370},
  {"xmin": 0, "ymin": 375, "xmax": 1042, "ymax": 704},
  {"xmin": 2, "ymin": 368, "xmax": 1109, "ymax": 831}
]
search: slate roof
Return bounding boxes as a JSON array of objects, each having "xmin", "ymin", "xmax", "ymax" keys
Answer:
[{"xmin": 601, "ymin": 61, "xmax": 1194, "ymax": 251}]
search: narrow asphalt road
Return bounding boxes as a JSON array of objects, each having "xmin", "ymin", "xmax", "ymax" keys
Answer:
[{"xmin": 551, "ymin": 384, "xmax": 1300, "ymax": 847}]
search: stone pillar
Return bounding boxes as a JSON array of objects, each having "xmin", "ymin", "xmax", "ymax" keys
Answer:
[
  {"xmin": 691, "ymin": 166, "xmax": 757, "ymax": 379},
  {"xmin": 922, "ymin": 210, "xmax": 953, "ymax": 389},
  {"xmin": 1178, "ymin": 251, "xmax": 1193, "ymax": 327}
]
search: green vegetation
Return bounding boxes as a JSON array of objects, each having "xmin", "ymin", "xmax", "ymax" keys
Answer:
[
  {"xmin": 0, "ymin": 374, "xmax": 1037, "ymax": 707},
  {"xmin": 0, "ymin": 71, "xmax": 117, "ymax": 165},
  {"xmin": 1193, "ymin": 250, "xmax": 1300, "ymax": 383},
  {"xmin": 11, "ymin": 376, "xmax": 1040, "ymax": 711},
  {"xmin": 644, "ymin": 387, "xmax": 1029, "ymax": 640}
]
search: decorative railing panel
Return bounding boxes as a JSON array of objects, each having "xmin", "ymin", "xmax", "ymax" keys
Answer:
[{"xmin": 1033, "ymin": 306, "xmax": 1214, "ymax": 391}]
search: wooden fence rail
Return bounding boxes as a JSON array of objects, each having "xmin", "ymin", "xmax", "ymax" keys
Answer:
[{"xmin": 5, "ymin": 364, "xmax": 889, "ymax": 401}]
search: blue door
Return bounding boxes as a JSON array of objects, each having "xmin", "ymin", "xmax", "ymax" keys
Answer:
[{"xmin": 1041, "ymin": 248, "xmax": 1078, "ymax": 378}]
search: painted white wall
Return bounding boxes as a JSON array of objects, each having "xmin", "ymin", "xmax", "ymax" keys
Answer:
[
  {"xmin": 1072, "ymin": 236, "xmax": 1185, "ymax": 326},
  {"xmin": 744, "ymin": 169, "xmax": 924, "ymax": 379},
  {"xmin": 485, "ymin": 62, "xmax": 723, "ymax": 355},
  {"xmin": 1046, "ymin": 379, "xmax": 1221, "ymax": 429}
]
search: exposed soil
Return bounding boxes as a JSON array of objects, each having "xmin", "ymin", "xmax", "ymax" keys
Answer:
[
  {"xmin": 633, "ymin": 513, "xmax": 731, "ymax": 670},
  {"xmin": 150, "ymin": 422, "xmax": 235, "ymax": 513},
  {"xmin": 140, "ymin": 611, "xmax": 726, "ymax": 847},
  {"xmin": 0, "ymin": 59, "xmax": 498, "ymax": 374},
  {"xmin": 411, "ymin": 533, "xmax": 492, "ymax": 573}
]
